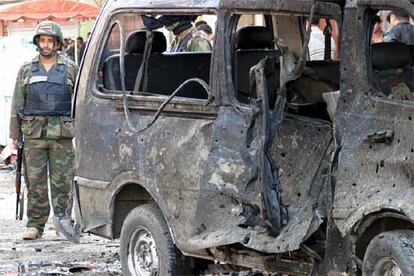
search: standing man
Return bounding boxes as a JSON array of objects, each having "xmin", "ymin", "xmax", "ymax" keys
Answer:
[
  {"xmin": 383, "ymin": 10, "xmax": 414, "ymax": 44},
  {"xmin": 79, "ymin": 32, "xmax": 91, "ymax": 64},
  {"xmin": 9, "ymin": 21, "xmax": 78, "ymax": 241},
  {"xmin": 164, "ymin": 16, "xmax": 212, "ymax": 52},
  {"xmin": 64, "ymin": 38, "xmax": 75, "ymax": 60},
  {"xmin": 197, "ymin": 23, "xmax": 214, "ymax": 42},
  {"xmin": 76, "ymin": 36, "xmax": 84, "ymax": 64},
  {"xmin": 308, "ymin": 18, "xmax": 337, "ymax": 60},
  {"xmin": 141, "ymin": 15, "xmax": 212, "ymax": 52}
]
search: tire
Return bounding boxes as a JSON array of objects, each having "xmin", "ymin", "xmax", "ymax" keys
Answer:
[
  {"xmin": 362, "ymin": 230, "xmax": 414, "ymax": 276},
  {"xmin": 120, "ymin": 203, "xmax": 192, "ymax": 276}
]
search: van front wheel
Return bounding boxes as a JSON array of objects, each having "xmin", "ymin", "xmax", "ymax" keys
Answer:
[
  {"xmin": 362, "ymin": 230, "xmax": 414, "ymax": 276},
  {"xmin": 120, "ymin": 203, "xmax": 192, "ymax": 276}
]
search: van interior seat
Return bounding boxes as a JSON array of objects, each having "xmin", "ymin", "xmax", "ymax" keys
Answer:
[
  {"xmin": 125, "ymin": 30, "xmax": 167, "ymax": 54},
  {"xmin": 103, "ymin": 30, "xmax": 166, "ymax": 91},
  {"xmin": 285, "ymin": 59, "xmax": 340, "ymax": 121},
  {"xmin": 235, "ymin": 26, "xmax": 281, "ymax": 103},
  {"xmin": 304, "ymin": 60, "xmax": 340, "ymax": 88},
  {"xmin": 103, "ymin": 30, "xmax": 211, "ymax": 99},
  {"xmin": 236, "ymin": 25, "xmax": 274, "ymax": 50},
  {"xmin": 144, "ymin": 52, "xmax": 211, "ymax": 99},
  {"xmin": 371, "ymin": 42, "xmax": 414, "ymax": 100},
  {"xmin": 372, "ymin": 42, "xmax": 412, "ymax": 70}
]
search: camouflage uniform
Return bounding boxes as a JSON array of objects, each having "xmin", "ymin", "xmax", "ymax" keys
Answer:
[
  {"xmin": 372, "ymin": 66, "xmax": 414, "ymax": 100},
  {"xmin": 170, "ymin": 27, "xmax": 212, "ymax": 52},
  {"xmin": 9, "ymin": 53, "xmax": 78, "ymax": 233}
]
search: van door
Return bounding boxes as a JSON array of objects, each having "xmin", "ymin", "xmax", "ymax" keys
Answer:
[
  {"xmin": 185, "ymin": 11, "xmax": 335, "ymax": 253},
  {"xmin": 333, "ymin": 4, "xmax": 414, "ymax": 234}
]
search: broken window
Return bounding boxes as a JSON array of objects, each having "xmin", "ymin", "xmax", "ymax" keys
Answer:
[
  {"xmin": 368, "ymin": 8, "xmax": 414, "ymax": 101},
  {"xmin": 96, "ymin": 12, "xmax": 216, "ymax": 100},
  {"xmin": 230, "ymin": 12, "xmax": 341, "ymax": 121},
  {"xmin": 231, "ymin": 13, "xmax": 279, "ymax": 104}
]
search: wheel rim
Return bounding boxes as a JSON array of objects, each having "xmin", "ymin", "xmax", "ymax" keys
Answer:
[
  {"xmin": 373, "ymin": 257, "xmax": 402, "ymax": 276},
  {"xmin": 128, "ymin": 226, "xmax": 159, "ymax": 276}
]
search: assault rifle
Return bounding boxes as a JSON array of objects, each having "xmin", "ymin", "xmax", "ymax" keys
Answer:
[{"xmin": 15, "ymin": 117, "xmax": 24, "ymax": 220}]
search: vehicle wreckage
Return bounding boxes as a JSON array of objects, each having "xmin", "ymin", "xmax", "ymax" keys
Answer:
[{"xmin": 72, "ymin": 0, "xmax": 414, "ymax": 274}]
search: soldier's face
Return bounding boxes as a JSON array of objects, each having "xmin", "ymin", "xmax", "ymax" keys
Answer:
[
  {"xmin": 39, "ymin": 35, "xmax": 55, "ymax": 50},
  {"xmin": 38, "ymin": 35, "xmax": 59, "ymax": 57}
]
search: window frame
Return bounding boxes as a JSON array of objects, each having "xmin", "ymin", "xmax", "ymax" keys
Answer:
[
  {"xmin": 227, "ymin": 11, "xmax": 275, "ymax": 108},
  {"xmin": 364, "ymin": 4, "xmax": 414, "ymax": 104},
  {"xmin": 89, "ymin": 8, "xmax": 220, "ymax": 115},
  {"xmin": 227, "ymin": 11, "xmax": 342, "ymax": 108}
]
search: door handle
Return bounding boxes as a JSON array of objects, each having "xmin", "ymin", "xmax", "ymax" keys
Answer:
[{"xmin": 364, "ymin": 129, "xmax": 394, "ymax": 144}]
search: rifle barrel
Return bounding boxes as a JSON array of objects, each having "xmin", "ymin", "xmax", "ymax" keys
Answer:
[
  {"xmin": 16, "ymin": 192, "xmax": 20, "ymax": 220},
  {"xmin": 15, "ymin": 114, "xmax": 24, "ymax": 220}
]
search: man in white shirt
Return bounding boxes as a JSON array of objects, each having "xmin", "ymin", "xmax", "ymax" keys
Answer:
[{"xmin": 308, "ymin": 18, "xmax": 337, "ymax": 60}]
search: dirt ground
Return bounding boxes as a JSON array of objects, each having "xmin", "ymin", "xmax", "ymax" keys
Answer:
[
  {"xmin": 0, "ymin": 165, "xmax": 261, "ymax": 276},
  {"xmin": 0, "ymin": 167, "xmax": 122, "ymax": 276}
]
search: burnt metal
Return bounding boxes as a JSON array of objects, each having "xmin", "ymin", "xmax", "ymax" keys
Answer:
[
  {"xmin": 208, "ymin": 246, "xmax": 314, "ymax": 275},
  {"xmin": 73, "ymin": 0, "xmax": 414, "ymax": 275},
  {"xmin": 354, "ymin": 211, "xmax": 412, "ymax": 237},
  {"xmin": 107, "ymin": 0, "xmax": 342, "ymax": 16},
  {"xmin": 363, "ymin": 129, "xmax": 394, "ymax": 144},
  {"xmin": 253, "ymin": 58, "xmax": 284, "ymax": 235}
]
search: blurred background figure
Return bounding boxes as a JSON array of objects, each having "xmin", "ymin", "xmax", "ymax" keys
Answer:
[
  {"xmin": 371, "ymin": 15, "xmax": 383, "ymax": 43},
  {"xmin": 62, "ymin": 38, "xmax": 70, "ymax": 52},
  {"xmin": 308, "ymin": 18, "xmax": 337, "ymax": 60},
  {"xmin": 383, "ymin": 10, "xmax": 414, "ymax": 44},
  {"xmin": 65, "ymin": 38, "xmax": 75, "ymax": 61},
  {"xmin": 195, "ymin": 20, "xmax": 208, "ymax": 28},
  {"xmin": 76, "ymin": 36, "xmax": 84, "ymax": 63},
  {"xmin": 197, "ymin": 23, "xmax": 214, "ymax": 42},
  {"xmin": 161, "ymin": 16, "xmax": 211, "ymax": 52},
  {"xmin": 64, "ymin": 37, "xmax": 84, "ymax": 63},
  {"xmin": 79, "ymin": 32, "xmax": 91, "ymax": 64}
]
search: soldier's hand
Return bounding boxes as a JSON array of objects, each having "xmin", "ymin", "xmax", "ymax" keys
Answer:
[{"xmin": 11, "ymin": 139, "xmax": 18, "ymax": 149}]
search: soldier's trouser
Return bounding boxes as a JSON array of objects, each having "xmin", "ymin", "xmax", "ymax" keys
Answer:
[{"xmin": 24, "ymin": 138, "xmax": 74, "ymax": 231}]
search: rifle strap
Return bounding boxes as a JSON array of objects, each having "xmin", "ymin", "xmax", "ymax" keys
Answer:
[{"xmin": 323, "ymin": 19, "xmax": 332, "ymax": 61}]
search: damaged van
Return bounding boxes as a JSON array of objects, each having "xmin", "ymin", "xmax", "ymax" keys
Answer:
[{"xmin": 73, "ymin": 0, "xmax": 414, "ymax": 275}]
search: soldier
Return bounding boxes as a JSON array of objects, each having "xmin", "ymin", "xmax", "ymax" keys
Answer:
[
  {"xmin": 9, "ymin": 21, "xmax": 79, "ymax": 241},
  {"xmin": 197, "ymin": 23, "xmax": 214, "ymax": 42},
  {"xmin": 164, "ymin": 16, "xmax": 212, "ymax": 52}
]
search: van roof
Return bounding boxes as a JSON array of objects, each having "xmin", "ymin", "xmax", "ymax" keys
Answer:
[{"xmin": 107, "ymin": 0, "xmax": 342, "ymax": 17}]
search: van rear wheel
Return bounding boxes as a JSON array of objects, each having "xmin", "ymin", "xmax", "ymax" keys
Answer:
[
  {"xmin": 120, "ymin": 203, "xmax": 192, "ymax": 276},
  {"xmin": 362, "ymin": 230, "xmax": 414, "ymax": 276}
]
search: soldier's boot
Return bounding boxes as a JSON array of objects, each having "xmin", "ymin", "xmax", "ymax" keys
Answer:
[{"xmin": 22, "ymin": 227, "xmax": 42, "ymax": 240}]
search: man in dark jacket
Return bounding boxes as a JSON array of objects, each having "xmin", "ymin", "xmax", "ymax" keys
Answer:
[{"xmin": 383, "ymin": 10, "xmax": 414, "ymax": 45}]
